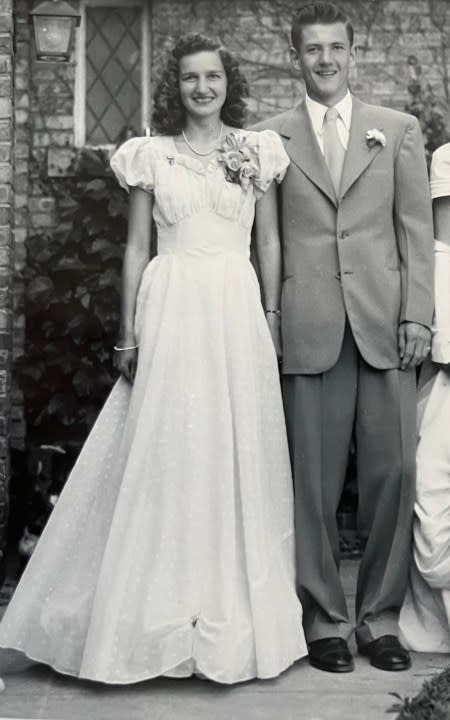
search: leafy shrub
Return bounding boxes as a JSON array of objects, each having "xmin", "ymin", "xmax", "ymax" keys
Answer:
[
  {"xmin": 405, "ymin": 55, "xmax": 450, "ymax": 168},
  {"xmin": 20, "ymin": 148, "xmax": 129, "ymax": 446},
  {"xmin": 389, "ymin": 666, "xmax": 450, "ymax": 719}
]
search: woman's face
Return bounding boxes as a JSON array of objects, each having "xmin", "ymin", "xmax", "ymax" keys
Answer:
[{"xmin": 178, "ymin": 50, "xmax": 227, "ymax": 122}]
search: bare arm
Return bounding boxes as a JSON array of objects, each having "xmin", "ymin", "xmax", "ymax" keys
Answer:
[
  {"xmin": 114, "ymin": 187, "xmax": 153, "ymax": 381},
  {"xmin": 254, "ymin": 182, "xmax": 282, "ymax": 358}
]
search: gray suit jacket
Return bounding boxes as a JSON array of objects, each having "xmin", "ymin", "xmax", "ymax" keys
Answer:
[{"xmin": 254, "ymin": 98, "xmax": 434, "ymax": 373}]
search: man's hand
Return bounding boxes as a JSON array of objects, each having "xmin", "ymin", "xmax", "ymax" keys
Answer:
[{"xmin": 398, "ymin": 322, "xmax": 431, "ymax": 370}]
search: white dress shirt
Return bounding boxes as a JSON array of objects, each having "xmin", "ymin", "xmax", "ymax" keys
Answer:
[{"xmin": 305, "ymin": 91, "xmax": 353, "ymax": 154}]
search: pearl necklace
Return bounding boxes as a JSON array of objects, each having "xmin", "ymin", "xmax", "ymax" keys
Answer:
[{"xmin": 181, "ymin": 123, "xmax": 224, "ymax": 156}]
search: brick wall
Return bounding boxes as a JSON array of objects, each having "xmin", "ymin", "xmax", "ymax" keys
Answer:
[
  {"xmin": 11, "ymin": 1, "xmax": 76, "ymax": 451},
  {"xmin": 152, "ymin": 0, "xmax": 450, "ymax": 122},
  {"xmin": 10, "ymin": 0, "xmax": 450, "ymax": 454},
  {"xmin": 0, "ymin": 0, "xmax": 13, "ymax": 567},
  {"xmin": 11, "ymin": 1, "xmax": 29, "ymax": 449}
]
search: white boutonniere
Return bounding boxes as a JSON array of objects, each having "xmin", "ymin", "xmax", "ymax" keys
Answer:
[{"xmin": 365, "ymin": 128, "xmax": 386, "ymax": 148}]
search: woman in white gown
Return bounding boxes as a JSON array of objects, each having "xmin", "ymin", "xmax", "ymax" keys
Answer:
[
  {"xmin": 0, "ymin": 34, "xmax": 307, "ymax": 684},
  {"xmin": 399, "ymin": 143, "xmax": 450, "ymax": 653}
]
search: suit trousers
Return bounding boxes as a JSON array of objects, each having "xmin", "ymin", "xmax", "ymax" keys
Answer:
[{"xmin": 282, "ymin": 322, "xmax": 417, "ymax": 646}]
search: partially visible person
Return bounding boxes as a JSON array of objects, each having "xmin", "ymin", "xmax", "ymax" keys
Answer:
[
  {"xmin": 0, "ymin": 34, "xmax": 307, "ymax": 684},
  {"xmin": 399, "ymin": 144, "xmax": 450, "ymax": 653}
]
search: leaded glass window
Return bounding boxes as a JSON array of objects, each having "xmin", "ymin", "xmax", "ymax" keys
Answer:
[
  {"xmin": 75, "ymin": 0, "xmax": 150, "ymax": 147},
  {"xmin": 85, "ymin": 6, "xmax": 142, "ymax": 144}
]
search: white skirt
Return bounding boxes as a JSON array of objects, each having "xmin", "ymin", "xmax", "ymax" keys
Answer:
[
  {"xmin": 400, "ymin": 367, "xmax": 450, "ymax": 652},
  {"xmin": 0, "ymin": 251, "xmax": 307, "ymax": 683}
]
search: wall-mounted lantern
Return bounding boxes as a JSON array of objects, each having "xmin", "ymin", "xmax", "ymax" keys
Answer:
[{"xmin": 29, "ymin": 0, "xmax": 81, "ymax": 62}]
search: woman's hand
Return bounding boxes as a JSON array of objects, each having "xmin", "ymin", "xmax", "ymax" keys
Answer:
[
  {"xmin": 113, "ymin": 347, "xmax": 138, "ymax": 383},
  {"xmin": 266, "ymin": 312, "xmax": 282, "ymax": 362}
]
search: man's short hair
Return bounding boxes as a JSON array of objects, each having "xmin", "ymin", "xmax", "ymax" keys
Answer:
[{"xmin": 291, "ymin": 2, "xmax": 354, "ymax": 49}]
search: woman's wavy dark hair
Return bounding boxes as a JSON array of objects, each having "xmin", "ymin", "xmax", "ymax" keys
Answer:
[{"xmin": 152, "ymin": 34, "xmax": 249, "ymax": 135}]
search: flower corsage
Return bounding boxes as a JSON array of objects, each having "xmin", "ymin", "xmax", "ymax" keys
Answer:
[
  {"xmin": 365, "ymin": 128, "xmax": 386, "ymax": 148},
  {"xmin": 217, "ymin": 132, "xmax": 260, "ymax": 190}
]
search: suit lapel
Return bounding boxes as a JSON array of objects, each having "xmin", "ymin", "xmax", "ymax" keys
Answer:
[
  {"xmin": 339, "ymin": 98, "xmax": 384, "ymax": 199},
  {"xmin": 279, "ymin": 101, "xmax": 337, "ymax": 207}
]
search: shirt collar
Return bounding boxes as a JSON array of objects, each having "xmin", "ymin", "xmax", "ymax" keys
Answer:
[{"xmin": 305, "ymin": 91, "xmax": 353, "ymax": 135}]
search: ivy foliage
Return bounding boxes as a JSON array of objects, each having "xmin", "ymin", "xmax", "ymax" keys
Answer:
[
  {"xmin": 21, "ymin": 148, "xmax": 129, "ymax": 446},
  {"xmin": 405, "ymin": 55, "xmax": 450, "ymax": 168}
]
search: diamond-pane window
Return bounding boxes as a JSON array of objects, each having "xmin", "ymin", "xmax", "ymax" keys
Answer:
[{"xmin": 84, "ymin": 5, "xmax": 143, "ymax": 145}]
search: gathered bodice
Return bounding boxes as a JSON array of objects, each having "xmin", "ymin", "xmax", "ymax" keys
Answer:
[
  {"xmin": 150, "ymin": 138, "xmax": 258, "ymax": 232},
  {"xmin": 110, "ymin": 130, "xmax": 289, "ymax": 247}
]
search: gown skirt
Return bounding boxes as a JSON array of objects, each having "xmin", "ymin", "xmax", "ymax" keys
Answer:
[{"xmin": 0, "ymin": 212, "xmax": 307, "ymax": 684}]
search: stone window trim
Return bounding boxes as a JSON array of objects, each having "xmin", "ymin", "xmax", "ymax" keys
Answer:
[{"xmin": 74, "ymin": 0, "xmax": 152, "ymax": 148}]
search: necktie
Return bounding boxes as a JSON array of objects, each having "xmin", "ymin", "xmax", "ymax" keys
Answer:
[{"xmin": 323, "ymin": 107, "xmax": 346, "ymax": 197}]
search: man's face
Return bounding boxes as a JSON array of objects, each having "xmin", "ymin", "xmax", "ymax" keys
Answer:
[{"xmin": 291, "ymin": 22, "xmax": 355, "ymax": 106}]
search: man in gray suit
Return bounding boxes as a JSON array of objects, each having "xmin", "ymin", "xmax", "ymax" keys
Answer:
[{"xmin": 255, "ymin": 2, "xmax": 434, "ymax": 672}]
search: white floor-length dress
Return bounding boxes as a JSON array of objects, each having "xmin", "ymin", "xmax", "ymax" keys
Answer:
[
  {"xmin": 0, "ymin": 130, "xmax": 307, "ymax": 684},
  {"xmin": 399, "ymin": 143, "xmax": 450, "ymax": 653}
]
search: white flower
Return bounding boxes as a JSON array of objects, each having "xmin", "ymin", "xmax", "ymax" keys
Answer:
[
  {"xmin": 217, "ymin": 132, "xmax": 260, "ymax": 190},
  {"xmin": 365, "ymin": 128, "xmax": 386, "ymax": 148}
]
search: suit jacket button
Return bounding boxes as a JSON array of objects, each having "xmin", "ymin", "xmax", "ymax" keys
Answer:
[
  {"xmin": 335, "ymin": 271, "xmax": 342, "ymax": 280},
  {"xmin": 339, "ymin": 230, "xmax": 349, "ymax": 239}
]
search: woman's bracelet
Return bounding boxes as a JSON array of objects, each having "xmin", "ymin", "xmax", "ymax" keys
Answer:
[
  {"xmin": 265, "ymin": 309, "xmax": 281, "ymax": 316},
  {"xmin": 114, "ymin": 344, "xmax": 139, "ymax": 352}
]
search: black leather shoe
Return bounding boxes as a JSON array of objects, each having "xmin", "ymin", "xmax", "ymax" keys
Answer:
[
  {"xmin": 308, "ymin": 637, "xmax": 354, "ymax": 673},
  {"xmin": 359, "ymin": 635, "xmax": 411, "ymax": 671}
]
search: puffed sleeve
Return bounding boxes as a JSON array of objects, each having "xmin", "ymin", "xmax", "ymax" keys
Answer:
[
  {"xmin": 253, "ymin": 129, "xmax": 289, "ymax": 196},
  {"xmin": 430, "ymin": 143, "xmax": 450, "ymax": 199},
  {"xmin": 110, "ymin": 136, "xmax": 156, "ymax": 193}
]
